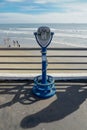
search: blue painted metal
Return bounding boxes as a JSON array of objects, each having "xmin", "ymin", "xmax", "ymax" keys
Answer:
[
  {"xmin": 33, "ymin": 75, "xmax": 56, "ymax": 98},
  {"xmin": 42, "ymin": 47, "xmax": 47, "ymax": 84},
  {"xmin": 32, "ymin": 27, "xmax": 56, "ymax": 98}
]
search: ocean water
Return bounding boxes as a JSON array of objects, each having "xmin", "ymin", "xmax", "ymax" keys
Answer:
[{"xmin": 0, "ymin": 23, "xmax": 87, "ymax": 47}]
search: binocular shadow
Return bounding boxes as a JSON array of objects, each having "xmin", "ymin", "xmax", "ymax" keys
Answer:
[
  {"xmin": 0, "ymin": 79, "xmax": 87, "ymax": 129},
  {"xmin": 20, "ymin": 79, "xmax": 87, "ymax": 128}
]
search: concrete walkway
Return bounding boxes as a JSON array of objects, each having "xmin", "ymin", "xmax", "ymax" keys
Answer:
[{"xmin": 0, "ymin": 79, "xmax": 87, "ymax": 130}]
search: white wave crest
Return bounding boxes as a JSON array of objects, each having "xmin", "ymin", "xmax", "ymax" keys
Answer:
[
  {"xmin": 53, "ymin": 41, "xmax": 87, "ymax": 48},
  {"xmin": 55, "ymin": 33, "xmax": 87, "ymax": 39},
  {"xmin": 0, "ymin": 29, "xmax": 33, "ymax": 35}
]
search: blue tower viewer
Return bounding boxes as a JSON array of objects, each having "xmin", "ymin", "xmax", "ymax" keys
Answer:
[{"xmin": 32, "ymin": 26, "xmax": 56, "ymax": 98}]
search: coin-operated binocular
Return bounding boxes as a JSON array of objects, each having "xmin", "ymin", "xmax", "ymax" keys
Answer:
[{"xmin": 32, "ymin": 26, "xmax": 56, "ymax": 98}]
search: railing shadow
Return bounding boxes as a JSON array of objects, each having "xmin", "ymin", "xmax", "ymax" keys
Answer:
[
  {"xmin": 0, "ymin": 80, "xmax": 39, "ymax": 109},
  {"xmin": 20, "ymin": 80, "xmax": 87, "ymax": 128},
  {"xmin": 0, "ymin": 79, "xmax": 87, "ymax": 128}
]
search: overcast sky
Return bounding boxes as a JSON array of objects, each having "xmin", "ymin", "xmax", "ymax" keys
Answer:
[{"xmin": 0, "ymin": 0, "xmax": 87, "ymax": 23}]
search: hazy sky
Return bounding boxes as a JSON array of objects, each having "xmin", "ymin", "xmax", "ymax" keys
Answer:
[{"xmin": 0, "ymin": 0, "xmax": 87, "ymax": 23}]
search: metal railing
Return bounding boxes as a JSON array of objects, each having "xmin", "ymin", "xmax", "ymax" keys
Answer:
[{"xmin": 0, "ymin": 47, "xmax": 87, "ymax": 73}]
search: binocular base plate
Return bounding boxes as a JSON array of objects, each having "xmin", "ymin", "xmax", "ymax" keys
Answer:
[{"xmin": 32, "ymin": 75, "xmax": 56, "ymax": 98}]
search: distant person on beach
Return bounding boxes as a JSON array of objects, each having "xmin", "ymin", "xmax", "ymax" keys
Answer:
[
  {"xmin": 7, "ymin": 37, "xmax": 10, "ymax": 47},
  {"xmin": 13, "ymin": 40, "xmax": 16, "ymax": 47},
  {"xmin": 4, "ymin": 38, "xmax": 11, "ymax": 47},
  {"xmin": 13, "ymin": 40, "xmax": 20, "ymax": 47},
  {"xmin": 16, "ymin": 40, "xmax": 20, "ymax": 47},
  {"xmin": 8, "ymin": 45, "xmax": 11, "ymax": 47},
  {"xmin": 4, "ymin": 38, "xmax": 6, "ymax": 46}
]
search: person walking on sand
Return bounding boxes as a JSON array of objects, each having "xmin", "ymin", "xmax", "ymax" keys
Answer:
[
  {"xmin": 16, "ymin": 40, "xmax": 20, "ymax": 47},
  {"xmin": 6, "ymin": 37, "xmax": 11, "ymax": 47},
  {"xmin": 4, "ymin": 38, "xmax": 6, "ymax": 46},
  {"xmin": 13, "ymin": 40, "xmax": 16, "ymax": 47},
  {"xmin": 7, "ymin": 37, "xmax": 9, "ymax": 47}
]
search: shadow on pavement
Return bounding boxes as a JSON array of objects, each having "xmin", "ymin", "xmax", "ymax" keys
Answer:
[
  {"xmin": 20, "ymin": 79, "xmax": 87, "ymax": 128},
  {"xmin": 0, "ymin": 80, "xmax": 39, "ymax": 109},
  {"xmin": 0, "ymin": 79, "xmax": 87, "ymax": 129}
]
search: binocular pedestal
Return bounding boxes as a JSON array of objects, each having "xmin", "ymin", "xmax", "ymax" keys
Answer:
[
  {"xmin": 32, "ymin": 48, "xmax": 56, "ymax": 98},
  {"xmin": 32, "ymin": 26, "xmax": 56, "ymax": 98}
]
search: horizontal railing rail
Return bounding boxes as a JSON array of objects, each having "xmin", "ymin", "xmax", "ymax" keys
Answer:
[
  {"xmin": 0, "ymin": 47, "xmax": 87, "ymax": 50},
  {"xmin": 0, "ymin": 47, "xmax": 87, "ymax": 72},
  {"xmin": 0, "ymin": 62, "xmax": 87, "ymax": 64}
]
